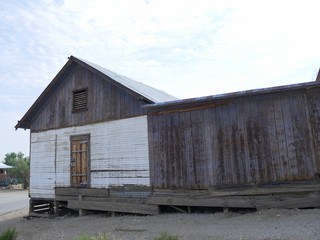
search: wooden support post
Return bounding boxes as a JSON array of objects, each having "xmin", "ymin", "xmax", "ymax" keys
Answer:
[
  {"xmin": 29, "ymin": 199, "xmax": 34, "ymax": 214},
  {"xmin": 188, "ymin": 206, "xmax": 191, "ymax": 214},
  {"xmin": 79, "ymin": 195, "xmax": 84, "ymax": 216},
  {"xmin": 54, "ymin": 201, "xmax": 59, "ymax": 216}
]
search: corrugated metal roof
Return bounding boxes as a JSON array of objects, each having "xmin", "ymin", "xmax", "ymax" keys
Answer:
[
  {"xmin": 146, "ymin": 80, "xmax": 320, "ymax": 110},
  {"xmin": 76, "ymin": 57, "xmax": 178, "ymax": 103}
]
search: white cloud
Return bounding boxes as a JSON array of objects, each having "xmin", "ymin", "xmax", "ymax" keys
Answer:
[{"xmin": 0, "ymin": 0, "xmax": 320, "ymax": 157}]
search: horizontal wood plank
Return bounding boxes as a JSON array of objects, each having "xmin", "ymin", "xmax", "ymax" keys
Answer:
[
  {"xmin": 147, "ymin": 196, "xmax": 255, "ymax": 208},
  {"xmin": 68, "ymin": 200, "xmax": 159, "ymax": 215},
  {"xmin": 209, "ymin": 184, "xmax": 320, "ymax": 196},
  {"xmin": 255, "ymin": 196, "xmax": 320, "ymax": 209},
  {"xmin": 55, "ymin": 187, "xmax": 110, "ymax": 197}
]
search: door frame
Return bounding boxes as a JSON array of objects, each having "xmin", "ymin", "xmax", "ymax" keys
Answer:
[{"xmin": 70, "ymin": 134, "xmax": 90, "ymax": 187}]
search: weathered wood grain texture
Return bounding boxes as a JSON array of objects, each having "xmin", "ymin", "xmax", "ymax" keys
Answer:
[
  {"xmin": 148, "ymin": 89, "xmax": 320, "ymax": 190},
  {"xmin": 57, "ymin": 186, "xmax": 157, "ymax": 215},
  {"xmin": 307, "ymin": 89, "xmax": 320, "ymax": 172},
  {"xmin": 68, "ymin": 200, "xmax": 159, "ymax": 215},
  {"xmin": 30, "ymin": 65, "xmax": 147, "ymax": 132},
  {"xmin": 149, "ymin": 183, "xmax": 320, "ymax": 209},
  {"xmin": 55, "ymin": 186, "xmax": 152, "ymax": 199}
]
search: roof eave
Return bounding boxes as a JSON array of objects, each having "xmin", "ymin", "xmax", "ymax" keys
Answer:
[
  {"xmin": 145, "ymin": 81, "xmax": 320, "ymax": 111},
  {"xmin": 15, "ymin": 120, "xmax": 30, "ymax": 130}
]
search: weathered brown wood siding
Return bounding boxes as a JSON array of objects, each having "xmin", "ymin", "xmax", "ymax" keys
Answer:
[
  {"xmin": 30, "ymin": 64, "xmax": 147, "ymax": 132},
  {"xmin": 147, "ymin": 88, "xmax": 320, "ymax": 190}
]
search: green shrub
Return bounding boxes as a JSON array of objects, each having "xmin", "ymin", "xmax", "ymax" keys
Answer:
[
  {"xmin": 154, "ymin": 232, "xmax": 180, "ymax": 240},
  {"xmin": 0, "ymin": 228, "xmax": 18, "ymax": 240}
]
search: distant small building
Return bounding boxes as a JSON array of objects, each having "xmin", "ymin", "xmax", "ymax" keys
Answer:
[{"xmin": 0, "ymin": 163, "xmax": 12, "ymax": 186}]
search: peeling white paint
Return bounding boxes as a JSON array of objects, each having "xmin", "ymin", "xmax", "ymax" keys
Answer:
[{"xmin": 30, "ymin": 116, "xmax": 150, "ymax": 199}]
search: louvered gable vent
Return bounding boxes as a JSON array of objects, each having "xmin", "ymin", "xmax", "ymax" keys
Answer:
[{"xmin": 73, "ymin": 88, "xmax": 88, "ymax": 112}]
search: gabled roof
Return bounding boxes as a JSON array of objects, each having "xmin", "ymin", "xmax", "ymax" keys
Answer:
[
  {"xmin": 77, "ymin": 57, "xmax": 177, "ymax": 103},
  {"xmin": 15, "ymin": 56, "xmax": 177, "ymax": 129}
]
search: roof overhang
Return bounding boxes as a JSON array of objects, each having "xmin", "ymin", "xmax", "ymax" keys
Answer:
[{"xmin": 145, "ymin": 81, "xmax": 320, "ymax": 114}]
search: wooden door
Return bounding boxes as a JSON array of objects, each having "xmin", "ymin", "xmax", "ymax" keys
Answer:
[{"xmin": 70, "ymin": 135, "xmax": 90, "ymax": 187}]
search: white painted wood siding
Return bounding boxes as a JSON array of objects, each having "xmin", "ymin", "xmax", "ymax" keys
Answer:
[{"xmin": 30, "ymin": 116, "xmax": 150, "ymax": 199}]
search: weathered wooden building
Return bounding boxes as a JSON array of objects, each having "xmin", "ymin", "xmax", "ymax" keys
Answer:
[
  {"xmin": 146, "ymin": 82, "xmax": 320, "ymax": 210},
  {"xmin": 16, "ymin": 56, "xmax": 320, "ymax": 215},
  {"xmin": 15, "ymin": 56, "xmax": 177, "ymax": 214}
]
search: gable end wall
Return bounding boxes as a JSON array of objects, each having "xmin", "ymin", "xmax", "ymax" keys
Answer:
[{"xmin": 30, "ymin": 65, "xmax": 147, "ymax": 132}]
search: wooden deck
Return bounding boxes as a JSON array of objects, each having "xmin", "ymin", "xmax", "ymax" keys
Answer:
[
  {"xmin": 55, "ymin": 186, "xmax": 159, "ymax": 215},
  {"xmin": 149, "ymin": 182, "xmax": 320, "ymax": 210},
  {"xmin": 52, "ymin": 182, "xmax": 320, "ymax": 216}
]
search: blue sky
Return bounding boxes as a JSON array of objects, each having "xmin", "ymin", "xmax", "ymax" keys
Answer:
[{"xmin": 0, "ymin": 0, "xmax": 319, "ymax": 160}]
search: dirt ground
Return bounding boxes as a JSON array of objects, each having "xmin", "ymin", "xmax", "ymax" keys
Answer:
[{"xmin": 0, "ymin": 207, "xmax": 320, "ymax": 240}]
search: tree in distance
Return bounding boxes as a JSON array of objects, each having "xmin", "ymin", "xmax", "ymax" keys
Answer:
[{"xmin": 3, "ymin": 152, "xmax": 29, "ymax": 189}]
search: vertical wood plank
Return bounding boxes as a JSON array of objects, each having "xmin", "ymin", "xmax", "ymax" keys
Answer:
[
  {"xmin": 147, "ymin": 115, "xmax": 156, "ymax": 188},
  {"xmin": 166, "ymin": 113, "xmax": 181, "ymax": 188},
  {"xmin": 229, "ymin": 103, "xmax": 243, "ymax": 184},
  {"xmin": 190, "ymin": 110, "xmax": 205, "ymax": 188},
  {"xmin": 222, "ymin": 104, "xmax": 235, "ymax": 185},
  {"xmin": 215, "ymin": 106, "xmax": 226, "ymax": 185},
  {"xmin": 281, "ymin": 95, "xmax": 297, "ymax": 180},
  {"xmin": 180, "ymin": 111, "xmax": 196, "ymax": 189},
  {"xmin": 265, "ymin": 97, "xmax": 280, "ymax": 182},
  {"xmin": 159, "ymin": 114, "xmax": 168, "ymax": 188},
  {"xmin": 82, "ymin": 142, "xmax": 87, "ymax": 184},
  {"xmin": 71, "ymin": 142, "xmax": 76, "ymax": 186},
  {"xmin": 273, "ymin": 97, "xmax": 288, "ymax": 181},
  {"xmin": 305, "ymin": 90, "xmax": 320, "ymax": 173},
  {"xmin": 246, "ymin": 100, "xmax": 259, "ymax": 183},
  {"xmin": 203, "ymin": 108, "xmax": 215, "ymax": 186},
  {"xmin": 236, "ymin": 101, "xmax": 251, "ymax": 183},
  {"xmin": 257, "ymin": 98, "xmax": 273, "ymax": 182}
]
